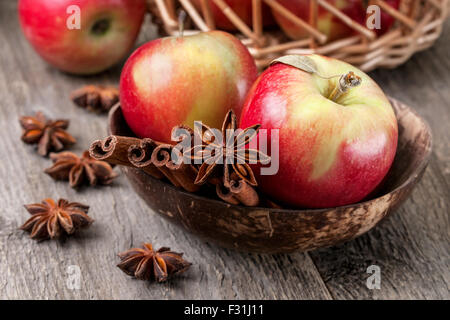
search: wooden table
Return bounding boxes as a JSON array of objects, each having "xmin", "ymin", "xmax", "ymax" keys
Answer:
[{"xmin": 0, "ymin": 0, "xmax": 448, "ymax": 300}]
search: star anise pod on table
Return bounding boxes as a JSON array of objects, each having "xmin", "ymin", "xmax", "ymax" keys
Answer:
[
  {"xmin": 19, "ymin": 111, "xmax": 76, "ymax": 156},
  {"xmin": 70, "ymin": 85, "xmax": 119, "ymax": 113},
  {"xmin": 117, "ymin": 243, "xmax": 192, "ymax": 282},
  {"xmin": 45, "ymin": 151, "xmax": 118, "ymax": 188},
  {"xmin": 185, "ymin": 110, "xmax": 270, "ymax": 187},
  {"xmin": 20, "ymin": 198, "xmax": 93, "ymax": 241}
]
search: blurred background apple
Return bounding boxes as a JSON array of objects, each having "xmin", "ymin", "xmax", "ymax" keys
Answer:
[
  {"xmin": 272, "ymin": 0, "xmax": 366, "ymax": 42},
  {"xmin": 18, "ymin": 0, "xmax": 146, "ymax": 75}
]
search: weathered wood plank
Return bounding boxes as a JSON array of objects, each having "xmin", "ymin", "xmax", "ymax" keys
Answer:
[
  {"xmin": 0, "ymin": 0, "xmax": 331, "ymax": 300},
  {"xmin": 0, "ymin": 0, "xmax": 448, "ymax": 300}
]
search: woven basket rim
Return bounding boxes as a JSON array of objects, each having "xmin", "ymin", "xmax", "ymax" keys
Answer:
[{"xmin": 147, "ymin": 0, "xmax": 448, "ymax": 71}]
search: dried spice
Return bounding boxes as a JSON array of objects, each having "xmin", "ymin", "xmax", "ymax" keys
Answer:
[
  {"xmin": 185, "ymin": 110, "xmax": 270, "ymax": 187},
  {"xmin": 20, "ymin": 198, "xmax": 93, "ymax": 241},
  {"xmin": 71, "ymin": 85, "xmax": 119, "ymax": 113},
  {"xmin": 117, "ymin": 243, "xmax": 192, "ymax": 282},
  {"xmin": 90, "ymin": 135, "xmax": 199, "ymax": 192},
  {"xmin": 88, "ymin": 109, "xmax": 271, "ymax": 206},
  {"xmin": 45, "ymin": 151, "xmax": 117, "ymax": 188},
  {"xmin": 19, "ymin": 111, "xmax": 76, "ymax": 156}
]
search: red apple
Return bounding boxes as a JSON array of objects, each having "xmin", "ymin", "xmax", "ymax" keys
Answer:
[
  {"xmin": 120, "ymin": 31, "xmax": 258, "ymax": 142},
  {"xmin": 192, "ymin": 0, "xmax": 275, "ymax": 31},
  {"xmin": 240, "ymin": 54, "xmax": 398, "ymax": 208},
  {"xmin": 18, "ymin": 0, "xmax": 146, "ymax": 75},
  {"xmin": 272, "ymin": 0, "xmax": 366, "ymax": 42},
  {"xmin": 366, "ymin": 0, "xmax": 401, "ymax": 36}
]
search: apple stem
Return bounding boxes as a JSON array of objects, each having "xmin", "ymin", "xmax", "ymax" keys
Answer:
[
  {"xmin": 328, "ymin": 71, "xmax": 362, "ymax": 103},
  {"xmin": 178, "ymin": 11, "xmax": 186, "ymax": 37}
]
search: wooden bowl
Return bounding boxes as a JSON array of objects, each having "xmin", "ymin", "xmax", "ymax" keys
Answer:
[{"xmin": 109, "ymin": 98, "xmax": 432, "ymax": 253}]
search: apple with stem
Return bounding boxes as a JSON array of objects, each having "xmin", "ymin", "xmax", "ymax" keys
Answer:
[
  {"xmin": 272, "ymin": 0, "xmax": 366, "ymax": 42},
  {"xmin": 240, "ymin": 54, "xmax": 398, "ymax": 208},
  {"xmin": 120, "ymin": 30, "xmax": 258, "ymax": 142},
  {"xmin": 192, "ymin": 0, "xmax": 275, "ymax": 31},
  {"xmin": 18, "ymin": 0, "xmax": 146, "ymax": 75}
]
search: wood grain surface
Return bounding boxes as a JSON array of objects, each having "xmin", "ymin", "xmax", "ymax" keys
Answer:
[{"xmin": 0, "ymin": 0, "xmax": 448, "ymax": 300}]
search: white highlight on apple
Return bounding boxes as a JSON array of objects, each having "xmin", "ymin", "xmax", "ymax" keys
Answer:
[
  {"xmin": 262, "ymin": 94, "xmax": 286, "ymax": 128},
  {"xmin": 146, "ymin": 53, "xmax": 173, "ymax": 90},
  {"xmin": 348, "ymin": 132, "xmax": 388, "ymax": 159},
  {"xmin": 66, "ymin": 5, "xmax": 81, "ymax": 30},
  {"xmin": 236, "ymin": 79, "xmax": 250, "ymax": 102},
  {"xmin": 366, "ymin": 5, "xmax": 381, "ymax": 30}
]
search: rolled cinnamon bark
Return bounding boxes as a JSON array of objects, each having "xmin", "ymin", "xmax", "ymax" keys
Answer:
[
  {"xmin": 216, "ymin": 180, "xmax": 260, "ymax": 207},
  {"xmin": 128, "ymin": 138, "xmax": 165, "ymax": 180},
  {"xmin": 166, "ymin": 160, "xmax": 200, "ymax": 193},
  {"xmin": 152, "ymin": 144, "xmax": 200, "ymax": 192},
  {"xmin": 216, "ymin": 183, "xmax": 241, "ymax": 205},
  {"xmin": 89, "ymin": 135, "xmax": 139, "ymax": 167},
  {"xmin": 230, "ymin": 181, "xmax": 260, "ymax": 207}
]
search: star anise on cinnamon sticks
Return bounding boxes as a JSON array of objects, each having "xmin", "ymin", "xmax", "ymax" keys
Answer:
[
  {"xmin": 71, "ymin": 85, "xmax": 119, "ymax": 113},
  {"xmin": 117, "ymin": 243, "xmax": 192, "ymax": 282},
  {"xmin": 20, "ymin": 198, "xmax": 93, "ymax": 241},
  {"xmin": 185, "ymin": 110, "xmax": 270, "ymax": 187},
  {"xmin": 45, "ymin": 151, "xmax": 118, "ymax": 188},
  {"xmin": 19, "ymin": 111, "xmax": 76, "ymax": 156}
]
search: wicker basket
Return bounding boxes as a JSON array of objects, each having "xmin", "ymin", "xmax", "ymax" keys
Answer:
[{"xmin": 147, "ymin": 0, "xmax": 449, "ymax": 71}]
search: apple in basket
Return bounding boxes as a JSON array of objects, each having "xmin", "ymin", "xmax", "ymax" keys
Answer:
[
  {"xmin": 366, "ymin": 0, "xmax": 401, "ymax": 36},
  {"xmin": 120, "ymin": 30, "xmax": 258, "ymax": 142},
  {"xmin": 271, "ymin": 0, "xmax": 366, "ymax": 42},
  {"xmin": 18, "ymin": 0, "xmax": 146, "ymax": 75},
  {"xmin": 240, "ymin": 54, "xmax": 398, "ymax": 208},
  {"xmin": 192, "ymin": 0, "xmax": 275, "ymax": 31}
]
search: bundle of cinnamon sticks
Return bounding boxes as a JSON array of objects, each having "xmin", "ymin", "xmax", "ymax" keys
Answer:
[{"xmin": 89, "ymin": 130, "xmax": 261, "ymax": 207}]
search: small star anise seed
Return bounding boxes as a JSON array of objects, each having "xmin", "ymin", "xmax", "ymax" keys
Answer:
[
  {"xmin": 45, "ymin": 151, "xmax": 118, "ymax": 188},
  {"xmin": 20, "ymin": 198, "xmax": 93, "ymax": 241},
  {"xmin": 117, "ymin": 243, "xmax": 192, "ymax": 282},
  {"xmin": 19, "ymin": 111, "xmax": 76, "ymax": 156},
  {"xmin": 71, "ymin": 85, "xmax": 119, "ymax": 113}
]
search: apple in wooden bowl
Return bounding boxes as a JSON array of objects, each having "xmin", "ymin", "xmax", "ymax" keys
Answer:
[{"xmin": 107, "ymin": 97, "xmax": 431, "ymax": 253}]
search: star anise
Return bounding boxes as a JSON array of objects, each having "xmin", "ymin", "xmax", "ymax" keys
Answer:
[
  {"xmin": 45, "ymin": 151, "xmax": 118, "ymax": 188},
  {"xmin": 20, "ymin": 198, "xmax": 93, "ymax": 241},
  {"xmin": 71, "ymin": 85, "xmax": 119, "ymax": 113},
  {"xmin": 19, "ymin": 111, "xmax": 76, "ymax": 156},
  {"xmin": 117, "ymin": 243, "xmax": 192, "ymax": 282},
  {"xmin": 185, "ymin": 110, "xmax": 270, "ymax": 187}
]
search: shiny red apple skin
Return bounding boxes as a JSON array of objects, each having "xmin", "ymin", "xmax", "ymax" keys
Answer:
[
  {"xmin": 18, "ymin": 0, "xmax": 146, "ymax": 75},
  {"xmin": 120, "ymin": 31, "xmax": 258, "ymax": 142},
  {"xmin": 272, "ymin": 0, "xmax": 366, "ymax": 42},
  {"xmin": 240, "ymin": 55, "xmax": 398, "ymax": 208},
  {"xmin": 192, "ymin": 0, "xmax": 275, "ymax": 31}
]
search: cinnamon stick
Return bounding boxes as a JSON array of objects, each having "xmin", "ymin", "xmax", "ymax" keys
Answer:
[
  {"xmin": 216, "ymin": 180, "xmax": 260, "ymax": 207},
  {"xmin": 216, "ymin": 183, "xmax": 241, "ymax": 205},
  {"xmin": 127, "ymin": 138, "xmax": 165, "ymax": 180},
  {"xmin": 168, "ymin": 125, "xmax": 201, "ymax": 192},
  {"xmin": 89, "ymin": 135, "xmax": 139, "ymax": 167},
  {"xmin": 152, "ymin": 144, "xmax": 200, "ymax": 192}
]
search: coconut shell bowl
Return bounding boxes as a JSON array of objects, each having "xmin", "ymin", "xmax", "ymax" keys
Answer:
[{"xmin": 103, "ymin": 98, "xmax": 431, "ymax": 254}]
